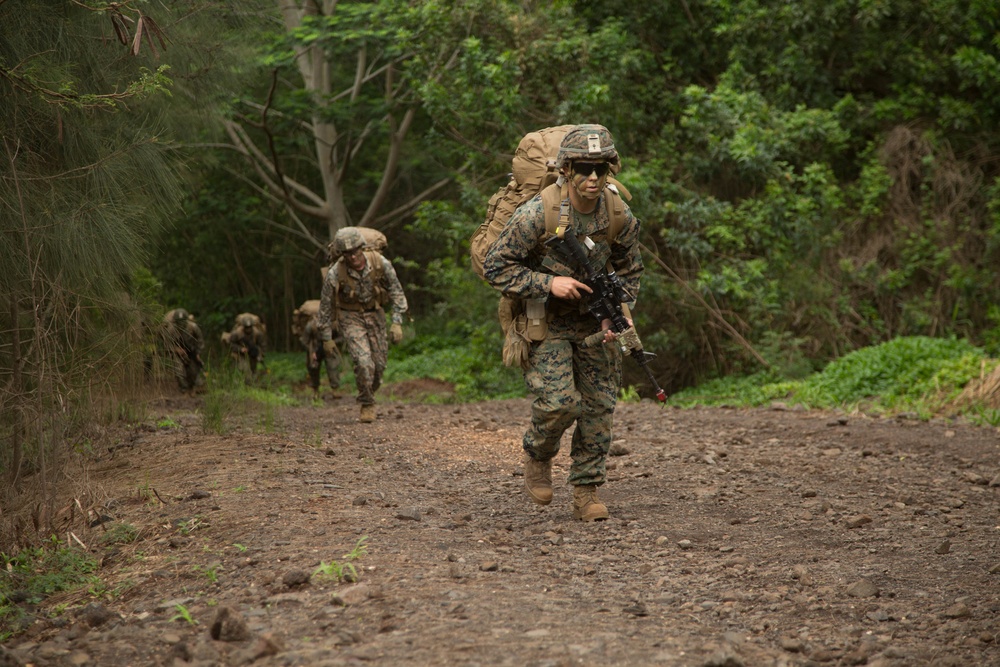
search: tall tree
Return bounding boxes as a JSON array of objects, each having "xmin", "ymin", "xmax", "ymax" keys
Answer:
[
  {"xmin": 221, "ymin": 0, "xmax": 523, "ymax": 245},
  {"xmin": 1, "ymin": 1, "xmax": 179, "ymax": 493},
  {"xmin": 0, "ymin": 0, "xmax": 270, "ymax": 537}
]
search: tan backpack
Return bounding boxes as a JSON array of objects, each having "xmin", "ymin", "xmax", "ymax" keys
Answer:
[
  {"xmin": 322, "ymin": 227, "xmax": 388, "ymax": 282},
  {"xmin": 292, "ymin": 299, "xmax": 320, "ymax": 338},
  {"xmin": 469, "ymin": 125, "xmax": 631, "ymax": 281}
]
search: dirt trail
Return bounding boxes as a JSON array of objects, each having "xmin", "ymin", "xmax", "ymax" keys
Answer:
[{"xmin": 3, "ymin": 390, "xmax": 1000, "ymax": 666}]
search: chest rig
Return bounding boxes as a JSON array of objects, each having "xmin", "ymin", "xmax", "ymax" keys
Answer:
[{"xmin": 336, "ymin": 250, "xmax": 388, "ymax": 311}]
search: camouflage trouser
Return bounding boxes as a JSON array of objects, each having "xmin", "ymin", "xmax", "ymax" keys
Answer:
[
  {"xmin": 307, "ymin": 340, "xmax": 341, "ymax": 390},
  {"xmin": 340, "ymin": 309, "xmax": 388, "ymax": 406},
  {"xmin": 233, "ymin": 349, "xmax": 263, "ymax": 383},
  {"xmin": 522, "ymin": 337, "xmax": 622, "ymax": 486},
  {"xmin": 171, "ymin": 353, "xmax": 203, "ymax": 391}
]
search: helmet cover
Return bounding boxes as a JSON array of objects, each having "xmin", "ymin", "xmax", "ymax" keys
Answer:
[
  {"xmin": 555, "ymin": 124, "xmax": 619, "ymax": 169},
  {"xmin": 332, "ymin": 227, "xmax": 367, "ymax": 256}
]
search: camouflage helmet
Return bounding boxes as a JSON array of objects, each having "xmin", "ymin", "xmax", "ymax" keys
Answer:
[
  {"xmin": 240, "ymin": 314, "xmax": 256, "ymax": 329},
  {"xmin": 172, "ymin": 308, "xmax": 189, "ymax": 323},
  {"xmin": 555, "ymin": 124, "xmax": 619, "ymax": 169},
  {"xmin": 331, "ymin": 227, "xmax": 367, "ymax": 256}
]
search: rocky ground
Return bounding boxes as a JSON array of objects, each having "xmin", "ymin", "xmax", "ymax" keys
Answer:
[{"xmin": 3, "ymin": 384, "xmax": 1000, "ymax": 666}]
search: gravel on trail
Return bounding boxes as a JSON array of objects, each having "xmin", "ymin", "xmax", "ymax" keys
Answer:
[{"xmin": 3, "ymin": 392, "xmax": 1000, "ymax": 666}]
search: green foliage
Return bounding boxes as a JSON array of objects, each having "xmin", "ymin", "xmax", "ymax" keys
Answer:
[
  {"xmin": 193, "ymin": 564, "xmax": 220, "ymax": 585},
  {"xmin": 618, "ymin": 386, "xmax": 642, "ymax": 403},
  {"xmin": 9, "ymin": 0, "xmax": 1000, "ymax": 432},
  {"xmin": 672, "ymin": 336, "xmax": 997, "ymax": 420},
  {"xmin": 100, "ymin": 523, "xmax": 140, "ymax": 546},
  {"xmin": 170, "ymin": 603, "xmax": 198, "ymax": 626},
  {"xmin": 201, "ymin": 390, "xmax": 231, "ymax": 436},
  {"xmin": 200, "ymin": 361, "xmax": 301, "ymax": 434},
  {"xmin": 385, "ymin": 326, "xmax": 525, "ymax": 402},
  {"xmin": 669, "ymin": 371, "xmax": 798, "ymax": 409},
  {"xmin": 797, "ymin": 336, "xmax": 989, "ymax": 409},
  {"xmin": 156, "ymin": 418, "xmax": 180, "ymax": 430},
  {"xmin": 176, "ymin": 517, "xmax": 205, "ymax": 536},
  {"xmin": 0, "ymin": 539, "xmax": 101, "ymax": 641},
  {"xmin": 314, "ymin": 537, "xmax": 369, "ymax": 584}
]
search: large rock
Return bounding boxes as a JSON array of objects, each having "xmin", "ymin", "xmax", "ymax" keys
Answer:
[{"xmin": 209, "ymin": 606, "xmax": 251, "ymax": 642}]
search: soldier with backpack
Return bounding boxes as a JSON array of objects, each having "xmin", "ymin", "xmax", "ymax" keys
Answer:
[
  {"xmin": 482, "ymin": 124, "xmax": 644, "ymax": 522},
  {"xmin": 318, "ymin": 226, "xmax": 409, "ymax": 423},
  {"xmin": 161, "ymin": 308, "xmax": 204, "ymax": 395},
  {"xmin": 225, "ymin": 312, "xmax": 267, "ymax": 382},
  {"xmin": 293, "ymin": 299, "xmax": 342, "ymax": 397}
]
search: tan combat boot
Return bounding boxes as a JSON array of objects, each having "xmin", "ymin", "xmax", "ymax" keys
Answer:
[
  {"xmin": 359, "ymin": 404, "xmax": 376, "ymax": 423},
  {"xmin": 572, "ymin": 484, "xmax": 609, "ymax": 521},
  {"xmin": 523, "ymin": 453, "xmax": 553, "ymax": 506}
]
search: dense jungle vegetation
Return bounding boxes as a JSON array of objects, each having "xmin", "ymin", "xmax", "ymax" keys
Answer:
[{"xmin": 3, "ymin": 1, "xmax": 1000, "ymax": 524}]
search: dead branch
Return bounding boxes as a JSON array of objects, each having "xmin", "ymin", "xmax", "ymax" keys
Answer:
[{"xmin": 640, "ymin": 243, "xmax": 769, "ymax": 368}]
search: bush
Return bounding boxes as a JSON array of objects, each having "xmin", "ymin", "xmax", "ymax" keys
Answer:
[
  {"xmin": 670, "ymin": 336, "xmax": 996, "ymax": 419},
  {"xmin": 797, "ymin": 336, "xmax": 987, "ymax": 409}
]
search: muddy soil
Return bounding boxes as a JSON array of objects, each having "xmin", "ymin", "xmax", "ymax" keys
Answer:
[{"xmin": 3, "ymin": 382, "xmax": 1000, "ymax": 667}]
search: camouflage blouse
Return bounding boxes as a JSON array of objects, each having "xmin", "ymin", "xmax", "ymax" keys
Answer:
[
  {"xmin": 317, "ymin": 253, "xmax": 408, "ymax": 341},
  {"xmin": 483, "ymin": 189, "xmax": 643, "ymax": 337}
]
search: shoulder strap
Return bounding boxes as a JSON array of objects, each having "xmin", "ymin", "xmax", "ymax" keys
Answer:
[
  {"xmin": 604, "ymin": 186, "xmax": 626, "ymax": 243},
  {"xmin": 540, "ymin": 182, "xmax": 627, "ymax": 242},
  {"xmin": 364, "ymin": 250, "xmax": 384, "ymax": 282},
  {"xmin": 540, "ymin": 183, "xmax": 565, "ymax": 236}
]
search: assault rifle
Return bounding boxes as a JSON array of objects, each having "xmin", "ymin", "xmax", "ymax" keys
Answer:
[{"xmin": 545, "ymin": 228, "xmax": 667, "ymax": 402}]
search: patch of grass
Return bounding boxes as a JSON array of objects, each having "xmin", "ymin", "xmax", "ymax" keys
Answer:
[
  {"xmin": 0, "ymin": 538, "xmax": 101, "ymax": 642},
  {"xmin": 200, "ymin": 364, "xmax": 300, "ymax": 434},
  {"xmin": 136, "ymin": 473, "xmax": 158, "ymax": 506},
  {"xmin": 384, "ymin": 332, "xmax": 525, "ymax": 402},
  {"xmin": 156, "ymin": 417, "xmax": 180, "ymax": 429},
  {"xmin": 256, "ymin": 401, "xmax": 277, "ymax": 433},
  {"xmin": 176, "ymin": 517, "xmax": 205, "ymax": 535},
  {"xmin": 171, "ymin": 603, "xmax": 198, "ymax": 625},
  {"xmin": 967, "ymin": 405, "xmax": 1000, "ymax": 428},
  {"xmin": 101, "ymin": 523, "xmax": 140, "ymax": 546},
  {"xmin": 200, "ymin": 390, "xmax": 231, "ymax": 435},
  {"xmin": 669, "ymin": 370, "xmax": 798, "ymax": 408},
  {"xmin": 193, "ymin": 564, "xmax": 220, "ymax": 584},
  {"xmin": 200, "ymin": 333, "xmax": 996, "ymax": 422},
  {"xmin": 314, "ymin": 537, "xmax": 368, "ymax": 584},
  {"xmin": 257, "ymin": 352, "xmax": 304, "ymax": 384},
  {"xmin": 203, "ymin": 332, "xmax": 523, "ymax": 406},
  {"xmin": 618, "ymin": 385, "xmax": 642, "ymax": 403}
]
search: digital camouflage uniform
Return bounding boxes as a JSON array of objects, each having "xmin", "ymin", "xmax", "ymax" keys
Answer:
[
  {"xmin": 161, "ymin": 309, "xmax": 204, "ymax": 393},
  {"xmin": 318, "ymin": 251, "xmax": 408, "ymax": 407},
  {"xmin": 226, "ymin": 313, "xmax": 266, "ymax": 381},
  {"xmin": 483, "ymin": 180, "xmax": 643, "ymax": 487},
  {"xmin": 301, "ymin": 316, "xmax": 341, "ymax": 392}
]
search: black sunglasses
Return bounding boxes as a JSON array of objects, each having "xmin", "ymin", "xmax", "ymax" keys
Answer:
[{"xmin": 572, "ymin": 162, "xmax": 611, "ymax": 178}]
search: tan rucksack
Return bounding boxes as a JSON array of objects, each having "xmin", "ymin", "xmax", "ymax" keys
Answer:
[
  {"xmin": 322, "ymin": 227, "xmax": 388, "ymax": 282},
  {"xmin": 292, "ymin": 299, "xmax": 320, "ymax": 338},
  {"xmin": 469, "ymin": 125, "xmax": 631, "ymax": 281}
]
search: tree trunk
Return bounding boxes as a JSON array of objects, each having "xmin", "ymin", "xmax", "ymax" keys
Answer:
[{"xmin": 9, "ymin": 295, "xmax": 22, "ymax": 486}]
